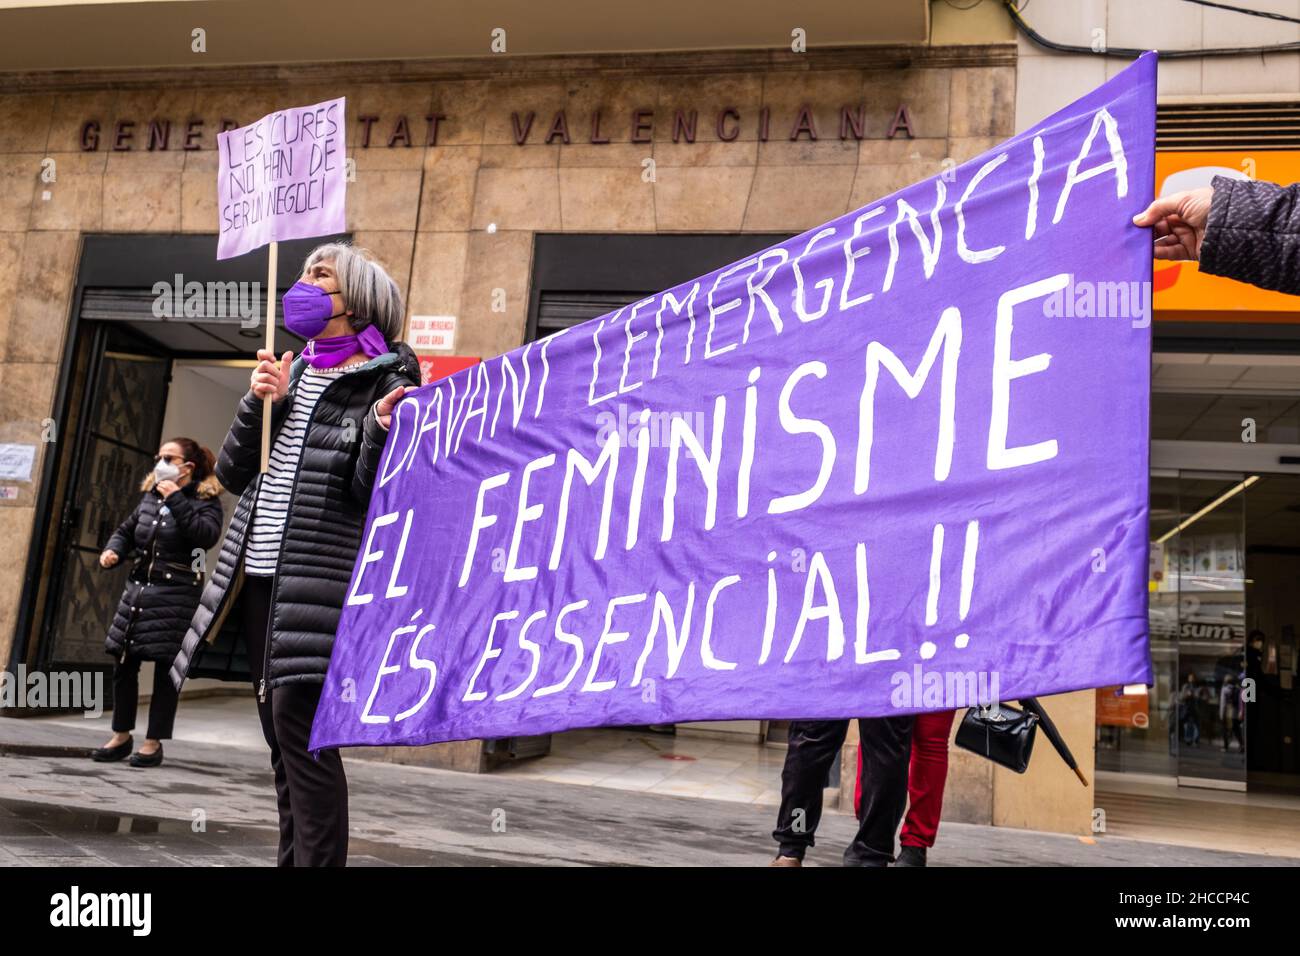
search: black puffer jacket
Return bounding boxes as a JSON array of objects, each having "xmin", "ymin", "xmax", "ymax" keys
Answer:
[
  {"xmin": 104, "ymin": 475, "xmax": 224, "ymax": 663},
  {"xmin": 169, "ymin": 342, "xmax": 421, "ymax": 693},
  {"xmin": 1200, "ymin": 175, "xmax": 1300, "ymax": 296}
]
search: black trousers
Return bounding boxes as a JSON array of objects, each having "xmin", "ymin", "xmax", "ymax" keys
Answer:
[
  {"xmin": 241, "ymin": 574, "xmax": 349, "ymax": 867},
  {"xmin": 772, "ymin": 716, "xmax": 914, "ymax": 866},
  {"xmin": 110, "ymin": 655, "xmax": 180, "ymax": 739}
]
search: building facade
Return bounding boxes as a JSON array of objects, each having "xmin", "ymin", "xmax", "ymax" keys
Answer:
[
  {"xmin": 1011, "ymin": 1, "xmax": 1300, "ymax": 804},
  {"xmin": 6, "ymin": 0, "xmax": 1297, "ymax": 840}
]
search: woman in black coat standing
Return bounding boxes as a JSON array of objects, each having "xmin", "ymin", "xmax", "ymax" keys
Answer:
[
  {"xmin": 94, "ymin": 437, "xmax": 223, "ymax": 767},
  {"xmin": 169, "ymin": 243, "xmax": 421, "ymax": 867}
]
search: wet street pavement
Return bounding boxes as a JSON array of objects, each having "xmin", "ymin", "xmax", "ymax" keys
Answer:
[
  {"xmin": 0, "ymin": 798, "xmax": 530, "ymax": 867},
  {"xmin": 0, "ymin": 717, "xmax": 1293, "ymax": 867}
]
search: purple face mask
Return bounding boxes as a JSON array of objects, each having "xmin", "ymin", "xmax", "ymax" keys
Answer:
[
  {"xmin": 282, "ymin": 280, "xmax": 345, "ymax": 338},
  {"xmin": 301, "ymin": 322, "xmax": 389, "ymax": 368}
]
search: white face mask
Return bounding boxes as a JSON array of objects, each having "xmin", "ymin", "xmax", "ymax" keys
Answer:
[{"xmin": 153, "ymin": 459, "xmax": 181, "ymax": 484}]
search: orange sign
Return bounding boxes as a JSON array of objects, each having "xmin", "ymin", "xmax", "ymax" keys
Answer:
[
  {"xmin": 1096, "ymin": 685, "xmax": 1150, "ymax": 728},
  {"xmin": 1153, "ymin": 151, "xmax": 1300, "ymax": 318}
]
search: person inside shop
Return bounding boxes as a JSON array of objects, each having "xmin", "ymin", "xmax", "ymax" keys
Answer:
[
  {"xmin": 769, "ymin": 715, "xmax": 914, "ymax": 867},
  {"xmin": 1177, "ymin": 673, "xmax": 1207, "ymax": 748},
  {"xmin": 1219, "ymin": 671, "xmax": 1245, "ymax": 753},
  {"xmin": 1134, "ymin": 176, "xmax": 1300, "ymax": 295},
  {"xmin": 94, "ymin": 438, "xmax": 223, "ymax": 767},
  {"xmin": 167, "ymin": 243, "xmax": 422, "ymax": 867}
]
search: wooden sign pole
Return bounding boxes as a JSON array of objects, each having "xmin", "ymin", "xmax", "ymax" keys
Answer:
[{"xmin": 260, "ymin": 240, "xmax": 278, "ymax": 473}]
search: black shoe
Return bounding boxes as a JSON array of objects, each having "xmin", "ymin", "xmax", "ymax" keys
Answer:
[
  {"xmin": 128, "ymin": 743, "xmax": 164, "ymax": 767},
  {"xmin": 91, "ymin": 736, "xmax": 133, "ymax": 762},
  {"xmin": 843, "ymin": 849, "xmax": 892, "ymax": 867},
  {"xmin": 895, "ymin": 846, "xmax": 927, "ymax": 867}
]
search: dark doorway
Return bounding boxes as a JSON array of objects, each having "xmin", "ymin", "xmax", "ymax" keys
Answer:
[
  {"xmin": 1246, "ymin": 473, "xmax": 1300, "ymax": 790},
  {"xmin": 38, "ymin": 325, "xmax": 170, "ymax": 672},
  {"xmin": 513, "ymin": 232, "xmax": 792, "ymax": 758},
  {"xmin": 14, "ymin": 233, "xmax": 346, "ymax": 691},
  {"xmin": 526, "ymin": 233, "xmax": 791, "ymax": 342}
]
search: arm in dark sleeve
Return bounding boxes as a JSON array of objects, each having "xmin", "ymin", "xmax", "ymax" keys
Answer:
[
  {"xmin": 1199, "ymin": 175, "xmax": 1300, "ymax": 296},
  {"xmin": 351, "ymin": 371, "xmax": 415, "ymax": 509},
  {"xmin": 163, "ymin": 491, "xmax": 224, "ymax": 550},
  {"xmin": 104, "ymin": 497, "xmax": 143, "ymax": 558},
  {"xmin": 215, "ymin": 391, "xmax": 291, "ymax": 496}
]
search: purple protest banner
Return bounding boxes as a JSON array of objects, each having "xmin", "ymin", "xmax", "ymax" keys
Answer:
[
  {"xmin": 216, "ymin": 97, "xmax": 346, "ymax": 261},
  {"xmin": 309, "ymin": 55, "xmax": 1157, "ymax": 752}
]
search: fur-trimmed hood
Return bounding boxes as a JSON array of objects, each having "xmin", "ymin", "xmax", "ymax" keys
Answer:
[{"xmin": 139, "ymin": 472, "xmax": 223, "ymax": 499}]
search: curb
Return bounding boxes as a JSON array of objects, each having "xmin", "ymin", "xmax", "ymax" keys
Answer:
[{"xmin": 0, "ymin": 742, "xmax": 94, "ymax": 758}]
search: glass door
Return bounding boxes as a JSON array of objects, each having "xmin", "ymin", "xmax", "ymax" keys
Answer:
[
  {"xmin": 1097, "ymin": 470, "xmax": 1248, "ymax": 787},
  {"xmin": 1097, "ymin": 474, "xmax": 1178, "ymax": 777},
  {"xmin": 1165, "ymin": 471, "xmax": 1248, "ymax": 789}
]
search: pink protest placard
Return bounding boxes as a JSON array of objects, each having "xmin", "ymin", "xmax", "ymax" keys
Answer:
[{"xmin": 216, "ymin": 97, "xmax": 347, "ymax": 261}]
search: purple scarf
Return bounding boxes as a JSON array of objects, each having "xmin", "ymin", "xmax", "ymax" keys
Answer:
[{"xmin": 301, "ymin": 323, "xmax": 389, "ymax": 368}]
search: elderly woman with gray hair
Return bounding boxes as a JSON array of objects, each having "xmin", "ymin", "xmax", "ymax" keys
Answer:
[{"xmin": 169, "ymin": 243, "xmax": 421, "ymax": 867}]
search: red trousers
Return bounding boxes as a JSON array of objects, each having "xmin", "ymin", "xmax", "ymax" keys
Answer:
[{"xmin": 854, "ymin": 709, "xmax": 955, "ymax": 849}]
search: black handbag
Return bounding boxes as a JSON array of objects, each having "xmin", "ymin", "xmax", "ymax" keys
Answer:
[{"xmin": 954, "ymin": 702, "xmax": 1040, "ymax": 773}]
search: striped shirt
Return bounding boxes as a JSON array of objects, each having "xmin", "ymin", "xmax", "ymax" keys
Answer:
[{"xmin": 243, "ymin": 362, "xmax": 362, "ymax": 576}]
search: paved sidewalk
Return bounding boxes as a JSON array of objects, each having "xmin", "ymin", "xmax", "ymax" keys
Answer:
[{"xmin": 0, "ymin": 717, "xmax": 1291, "ymax": 867}]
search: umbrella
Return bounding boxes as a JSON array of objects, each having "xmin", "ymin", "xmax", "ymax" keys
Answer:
[{"xmin": 1019, "ymin": 696, "xmax": 1089, "ymax": 787}]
